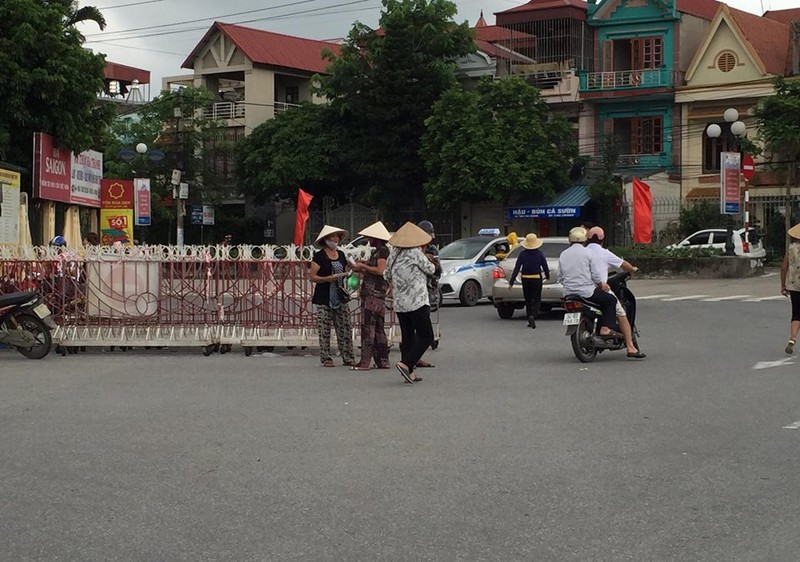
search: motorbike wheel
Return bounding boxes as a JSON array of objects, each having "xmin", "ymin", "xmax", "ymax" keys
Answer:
[
  {"xmin": 12, "ymin": 313, "xmax": 52, "ymax": 360},
  {"xmin": 570, "ymin": 317, "xmax": 597, "ymax": 363}
]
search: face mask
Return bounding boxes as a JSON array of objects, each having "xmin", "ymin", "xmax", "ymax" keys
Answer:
[{"xmin": 326, "ymin": 240, "xmax": 338, "ymax": 250}]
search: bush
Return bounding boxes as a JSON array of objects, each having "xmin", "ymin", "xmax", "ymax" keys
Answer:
[
  {"xmin": 609, "ymin": 244, "xmax": 724, "ymax": 259},
  {"xmin": 679, "ymin": 201, "xmax": 727, "ymax": 238}
]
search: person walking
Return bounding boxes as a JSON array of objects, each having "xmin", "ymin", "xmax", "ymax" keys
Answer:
[
  {"xmin": 384, "ymin": 222, "xmax": 436, "ymax": 384},
  {"xmin": 309, "ymin": 225, "xmax": 355, "ymax": 367},
  {"xmin": 350, "ymin": 221, "xmax": 391, "ymax": 370},
  {"xmin": 508, "ymin": 233, "xmax": 549, "ymax": 329},
  {"xmin": 780, "ymin": 224, "xmax": 800, "ymax": 354}
]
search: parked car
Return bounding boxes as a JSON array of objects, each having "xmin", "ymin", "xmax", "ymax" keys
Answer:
[
  {"xmin": 491, "ymin": 237, "xmax": 571, "ymax": 319},
  {"xmin": 668, "ymin": 228, "xmax": 766, "ymax": 259},
  {"xmin": 438, "ymin": 234, "xmax": 513, "ymax": 306}
]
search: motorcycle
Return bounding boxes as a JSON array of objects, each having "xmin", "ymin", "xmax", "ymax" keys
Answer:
[
  {"xmin": 562, "ymin": 272, "xmax": 638, "ymax": 363},
  {"xmin": 0, "ymin": 291, "xmax": 55, "ymax": 359}
]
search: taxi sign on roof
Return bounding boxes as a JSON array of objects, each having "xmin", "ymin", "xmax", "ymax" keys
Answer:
[{"xmin": 478, "ymin": 228, "xmax": 501, "ymax": 236}]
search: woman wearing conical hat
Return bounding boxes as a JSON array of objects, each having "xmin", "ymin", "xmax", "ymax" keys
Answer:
[
  {"xmin": 384, "ymin": 222, "xmax": 436, "ymax": 384},
  {"xmin": 350, "ymin": 221, "xmax": 392, "ymax": 370},
  {"xmin": 309, "ymin": 225, "xmax": 355, "ymax": 367}
]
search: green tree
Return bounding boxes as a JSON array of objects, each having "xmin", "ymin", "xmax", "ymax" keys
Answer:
[
  {"xmin": 0, "ymin": 0, "xmax": 113, "ymax": 167},
  {"xmin": 49, "ymin": 0, "xmax": 106, "ymax": 30},
  {"xmin": 754, "ymin": 77, "xmax": 800, "ymax": 239},
  {"xmin": 587, "ymin": 134, "xmax": 622, "ymax": 233},
  {"xmin": 318, "ymin": 0, "xmax": 476, "ymax": 211},
  {"xmin": 421, "ymin": 77, "xmax": 577, "ymax": 207}
]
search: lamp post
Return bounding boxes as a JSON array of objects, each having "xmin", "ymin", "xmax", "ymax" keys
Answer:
[{"xmin": 706, "ymin": 109, "xmax": 747, "ymax": 256}]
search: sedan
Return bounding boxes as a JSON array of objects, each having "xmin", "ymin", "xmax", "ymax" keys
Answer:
[
  {"xmin": 668, "ymin": 228, "xmax": 766, "ymax": 259},
  {"xmin": 490, "ymin": 237, "xmax": 570, "ymax": 319},
  {"xmin": 438, "ymin": 235, "xmax": 513, "ymax": 306}
]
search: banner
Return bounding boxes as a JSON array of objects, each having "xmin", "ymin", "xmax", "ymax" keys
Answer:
[
  {"xmin": 0, "ymin": 167, "xmax": 21, "ymax": 244},
  {"xmin": 100, "ymin": 179, "xmax": 134, "ymax": 245},
  {"xmin": 632, "ymin": 178, "xmax": 653, "ymax": 244},
  {"xmin": 71, "ymin": 150, "xmax": 103, "ymax": 207},
  {"xmin": 720, "ymin": 152, "xmax": 741, "ymax": 215},
  {"xmin": 202, "ymin": 205, "xmax": 215, "ymax": 225},
  {"xmin": 33, "ymin": 132, "xmax": 71, "ymax": 203},
  {"xmin": 294, "ymin": 188, "xmax": 313, "ymax": 246},
  {"xmin": 190, "ymin": 205, "xmax": 203, "ymax": 225},
  {"xmin": 134, "ymin": 178, "xmax": 151, "ymax": 226}
]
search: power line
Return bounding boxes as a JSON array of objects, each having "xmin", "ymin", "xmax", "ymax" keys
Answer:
[{"xmin": 96, "ymin": 0, "xmax": 166, "ymax": 10}]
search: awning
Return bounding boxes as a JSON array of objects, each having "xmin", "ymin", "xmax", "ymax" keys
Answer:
[{"xmin": 506, "ymin": 184, "xmax": 590, "ymax": 220}]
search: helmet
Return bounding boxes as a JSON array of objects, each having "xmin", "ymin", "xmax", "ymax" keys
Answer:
[
  {"xmin": 417, "ymin": 220, "xmax": 435, "ymax": 238},
  {"xmin": 568, "ymin": 227, "xmax": 587, "ymax": 244},
  {"xmin": 586, "ymin": 226, "xmax": 605, "ymax": 242},
  {"xmin": 50, "ymin": 235, "xmax": 67, "ymax": 247}
]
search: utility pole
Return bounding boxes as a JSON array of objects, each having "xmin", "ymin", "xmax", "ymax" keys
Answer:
[{"xmin": 173, "ymin": 90, "xmax": 185, "ymax": 246}]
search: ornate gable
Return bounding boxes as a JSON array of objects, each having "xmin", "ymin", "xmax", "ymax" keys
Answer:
[
  {"xmin": 589, "ymin": 0, "xmax": 676, "ymax": 23},
  {"xmin": 194, "ymin": 32, "xmax": 250, "ymax": 72}
]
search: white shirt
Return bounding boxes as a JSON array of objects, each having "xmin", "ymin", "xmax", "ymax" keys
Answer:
[
  {"xmin": 585, "ymin": 243, "xmax": 624, "ymax": 284},
  {"xmin": 384, "ymin": 247, "xmax": 435, "ymax": 313},
  {"xmin": 558, "ymin": 243, "xmax": 604, "ymax": 298}
]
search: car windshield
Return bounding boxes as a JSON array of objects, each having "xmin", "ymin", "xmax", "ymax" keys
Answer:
[{"xmin": 439, "ymin": 239, "xmax": 491, "ymax": 260}]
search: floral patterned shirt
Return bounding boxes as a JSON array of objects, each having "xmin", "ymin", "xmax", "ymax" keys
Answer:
[
  {"xmin": 787, "ymin": 243, "xmax": 800, "ymax": 291},
  {"xmin": 384, "ymin": 247, "xmax": 435, "ymax": 313}
]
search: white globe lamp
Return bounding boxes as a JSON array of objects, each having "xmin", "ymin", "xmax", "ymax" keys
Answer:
[
  {"xmin": 723, "ymin": 108, "xmax": 739, "ymax": 123},
  {"xmin": 731, "ymin": 120, "xmax": 747, "ymax": 137},
  {"xmin": 706, "ymin": 123, "xmax": 722, "ymax": 138}
]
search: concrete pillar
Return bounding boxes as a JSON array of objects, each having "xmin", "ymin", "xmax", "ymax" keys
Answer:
[{"xmin": 244, "ymin": 68, "xmax": 275, "ymax": 133}]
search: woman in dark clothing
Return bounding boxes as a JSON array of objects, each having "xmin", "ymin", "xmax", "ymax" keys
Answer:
[
  {"xmin": 509, "ymin": 233, "xmax": 550, "ymax": 329},
  {"xmin": 309, "ymin": 225, "xmax": 355, "ymax": 367}
]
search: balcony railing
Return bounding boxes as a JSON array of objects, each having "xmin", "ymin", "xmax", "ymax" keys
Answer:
[
  {"xmin": 203, "ymin": 101, "xmax": 245, "ymax": 120},
  {"xmin": 579, "ymin": 68, "xmax": 675, "ymax": 92},
  {"xmin": 274, "ymin": 101, "xmax": 300, "ymax": 113}
]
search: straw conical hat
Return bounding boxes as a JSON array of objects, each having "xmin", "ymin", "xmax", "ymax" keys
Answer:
[
  {"xmin": 314, "ymin": 225, "xmax": 348, "ymax": 246},
  {"xmin": 388, "ymin": 222, "xmax": 432, "ymax": 249},
  {"xmin": 358, "ymin": 221, "xmax": 391, "ymax": 241},
  {"xmin": 520, "ymin": 233, "xmax": 543, "ymax": 250},
  {"xmin": 789, "ymin": 224, "xmax": 800, "ymax": 240}
]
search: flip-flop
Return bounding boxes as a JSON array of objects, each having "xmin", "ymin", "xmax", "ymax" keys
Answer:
[
  {"xmin": 322, "ymin": 360, "xmax": 335, "ymax": 367},
  {"xmin": 416, "ymin": 361, "xmax": 436, "ymax": 368},
  {"xmin": 600, "ymin": 330, "xmax": 624, "ymax": 339},
  {"xmin": 626, "ymin": 351, "xmax": 647, "ymax": 359},
  {"xmin": 396, "ymin": 363, "xmax": 413, "ymax": 384},
  {"xmin": 786, "ymin": 340, "xmax": 795, "ymax": 355}
]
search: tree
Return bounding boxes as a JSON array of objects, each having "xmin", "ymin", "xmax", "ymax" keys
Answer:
[
  {"xmin": 318, "ymin": 0, "xmax": 476, "ymax": 211},
  {"xmin": 0, "ymin": 0, "xmax": 113, "ymax": 167},
  {"xmin": 754, "ymin": 77, "xmax": 800, "ymax": 240},
  {"xmin": 587, "ymin": 134, "xmax": 622, "ymax": 233},
  {"xmin": 421, "ymin": 78, "xmax": 577, "ymax": 207},
  {"xmin": 47, "ymin": 0, "xmax": 106, "ymax": 30}
]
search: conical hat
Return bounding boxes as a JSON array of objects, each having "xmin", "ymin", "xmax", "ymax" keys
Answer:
[
  {"xmin": 358, "ymin": 221, "xmax": 391, "ymax": 241},
  {"xmin": 520, "ymin": 233, "xmax": 543, "ymax": 249},
  {"xmin": 789, "ymin": 224, "xmax": 800, "ymax": 240},
  {"xmin": 388, "ymin": 222, "xmax": 432, "ymax": 249},
  {"xmin": 314, "ymin": 225, "xmax": 348, "ymax": 246}
]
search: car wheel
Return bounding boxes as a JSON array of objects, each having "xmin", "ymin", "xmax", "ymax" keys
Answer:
[
  {"xmin": 459, "ymin": 280, "xmax": 481, "ymax": 306},
  {"xmin": 496, "ymin": 303, "xmax": 515, "ymax": 319}
]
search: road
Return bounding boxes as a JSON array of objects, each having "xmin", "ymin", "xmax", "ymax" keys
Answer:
[{"xmin": 1, "ymin": 271, "xmax": 799, "ymax": 561}]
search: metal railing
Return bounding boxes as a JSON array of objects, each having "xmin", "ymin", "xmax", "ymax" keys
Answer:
[
  {"xmin": 580, "ymin": 68, "xmax": 675, "ymax": 91},
  {"xmin": 203, "ymin": 101, "xmax": 246, "ymax": 120},
  {"xmin": 274, "ymin": 101, "xmax": 300, "ymax": 113}
]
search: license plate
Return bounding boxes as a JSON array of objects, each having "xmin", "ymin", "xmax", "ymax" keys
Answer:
[
  {"xmin": 562, "ymin": 312, "xmax": 581, "ymax": 326},
  {"xmin": 33, "ymin": 304, "xmax": 51, "ymax": 319}
]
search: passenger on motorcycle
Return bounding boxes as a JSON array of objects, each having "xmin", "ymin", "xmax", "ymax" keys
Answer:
[
  {"xmin": 558, "ymin": 227, "xmax": 618, "ymax": 336},
  {"xmin": 585, "ymin": 226, "xmax": 645, "ymax": 358}
]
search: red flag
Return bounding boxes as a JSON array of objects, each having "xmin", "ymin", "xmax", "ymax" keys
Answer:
[
  {"xmin": 632, "ymin": 178, "xmax": 653, "ymax": 244},
  {"xmin": 294, "ymin": 188, "xmax": 314, "ymax": 246}
]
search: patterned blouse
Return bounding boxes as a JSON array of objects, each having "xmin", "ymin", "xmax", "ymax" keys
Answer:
[
  {"xmin": 384, "ymin": 247, "xmax": 435, "ymax": 313},
  {"xmin": 787, "ymin": 243, "xmax": 800, "ymax": 291}
]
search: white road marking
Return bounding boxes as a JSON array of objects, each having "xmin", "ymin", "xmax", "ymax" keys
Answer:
[
  {"xmin": 637, "ymin": 294, "xmax": 672, "ymax": 300},
  {"xmin": 701, "ymin": 295, "xmax": 751, "ymax": 302},
  {"xmin": 753, "ymin": 357, "xmax": 795, "ymax": 370},
  {"xmin": 661, "ymin": 295, "xmax": 710, "ymax": 301},
  {"xmin": 783, "ymin": 421, "xmax": 800, "ymax": 430},
  {"xmin": 761, "ymin": 272, "xmax": 778, "ymax": 279},
  {"xmin": 743, "ymin": 296, "xmax": 786, "ymax": 302}
]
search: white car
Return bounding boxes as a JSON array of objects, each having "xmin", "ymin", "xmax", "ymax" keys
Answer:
[
  {"xmin": 438, "ymin": 234, "xmax": 513, "ymax": 306},
  {"xmin": 668, "ymin": 228, "xmax": 766, "ymax": 259}
]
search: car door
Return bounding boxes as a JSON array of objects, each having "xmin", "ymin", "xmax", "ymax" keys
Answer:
[
  {"xmin": 710, "ymin": 230, "xmax": 731, "ymax": 251},
  {"xmin": 478, "ymin": 240, "xmax": 507, "ymax": 293}
]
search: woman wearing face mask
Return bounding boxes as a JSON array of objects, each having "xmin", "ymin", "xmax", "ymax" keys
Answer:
[{"xmin": 309, "ymin": 225, "xmax": 355, "ymax": 367}]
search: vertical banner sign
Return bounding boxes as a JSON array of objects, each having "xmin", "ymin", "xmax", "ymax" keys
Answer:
[
  {"xmin": 33, "ymin": 132, "xmax": 72, "ymax": 203},
  {"xmin": 720, "ymin": 152, "xmax": 741, "ymax": 215},
  {"xmin": 202, "ymin": 205, "xmax": 215, "ymax": 225},
  {"xmin": 190, "ymin": 205, "xmax": 203, "ymax": 225},
  {"xmin": 70, "ymin": 150, "xmax": 103, "ymax": 207},
  {"xmin": 632, "ymin": 178, "xmax": 653, "ymax": 244},
  {"xmin": 100, "ymin": 179, "xmax": 134, "ymax": 245},
  {"xmin": 0, "ymin": 168, "xmax": 21, "ymax": 244},
  {"xmin": 134, "ymin": 178, "xmax": 151, "ymax": 226},
  {"xmin": 294, "ymin": 188, "xmax": 314, "ymax": 246}
]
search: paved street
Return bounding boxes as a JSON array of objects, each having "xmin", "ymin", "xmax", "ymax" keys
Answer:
[{"xmin": 2, "ymin": 271, "xmax": 800, "ymax": 561}]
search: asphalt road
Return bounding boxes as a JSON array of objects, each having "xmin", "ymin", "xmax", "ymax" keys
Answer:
[{"xmin": 2, "ymin": 273, "xmax": 799, "ymax": 561}]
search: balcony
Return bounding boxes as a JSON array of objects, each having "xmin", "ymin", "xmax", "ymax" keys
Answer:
[
  {"xmin": 511, "ymin": 68, "xmax": 579, "ymax": 103},
  {"xmin": 579, "ymin": 68, "xmax": 675, "ymax": 93},
  {"xmin": 274, "ymin": 101, "xmax": 300, "ymax": 113},
  {"xmin": 203, "ymin": 101, "xmax": 245, "ymax": 120}
]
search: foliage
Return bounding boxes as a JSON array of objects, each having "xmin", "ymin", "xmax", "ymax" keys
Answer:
[
  {"xmin": 0, "ymin": 0, "xmax": 114, "ymax": 166},
  {"xmin": 587, "ymin": 135, "xmax": 622, "ymax": 233},
  {"xmin": 609, "ymin": 244, "xmax": 724, "ymax": 259},
  {"xmin": 316, "ymin": 0, "xmax": 476, "ymax": 210},
  {"xmin": 678, "ymin": 200, "xmax": 727, "ymax": 238},
  {"xmin": 421, "ymin": 78, "xmax": 577, "ymax": 207}
]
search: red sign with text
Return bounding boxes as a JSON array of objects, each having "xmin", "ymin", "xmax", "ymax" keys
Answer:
[
  {"xmin": 101, "ymin": 179, "xmax": 134, "ymax": 210},
  {"xmin": 33, "ymin": 132, "xmax": 72, "ymax": 203}
]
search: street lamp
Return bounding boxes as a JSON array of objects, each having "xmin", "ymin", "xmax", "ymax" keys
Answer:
[{"xmin": 706, "ymin": 109, "xmax": 748, "ymax": 256}]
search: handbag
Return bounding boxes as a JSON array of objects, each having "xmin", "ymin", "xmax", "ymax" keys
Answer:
[{"xmin": 335, "ymin": 282, "xmax": 351, "ymax": 303}]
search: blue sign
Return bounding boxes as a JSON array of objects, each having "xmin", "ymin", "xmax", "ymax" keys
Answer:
[
  {"xmin": 190, "ymin": 205, "xmax": 203, "ymax": 225},
  {"xmin": 507, "ymin": 206, "xmax": 582, "ymax": 220}
]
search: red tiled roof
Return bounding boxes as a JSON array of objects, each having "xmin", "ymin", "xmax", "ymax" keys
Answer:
[
  {"xmin": 182, "ymin": 22, "xmax": 340, "ymax": 74},
  {"xmin": 496, "ymin": 0, "xmax": 586, "ymax": 15},
  {"xmin": 726, "ymin": 6, "xmax": 791, "ymax": 76},
  {"xmin": 764, "ymin": 8, "xmax": 800, "ymax": 24},
  {"xmin": 474, "ymin": 24, "xmax": 535, "ymax": 43},
  {"xmin": 104, "ymin": 61, "xmax": 150, "ymax": 84},
  {"xmin": 676, "ymin": 0, "xmax": 720, "ymax": 21},
  {"xmin": 476, "ymin": 10, "xmax": 488, "ymax": 27}
]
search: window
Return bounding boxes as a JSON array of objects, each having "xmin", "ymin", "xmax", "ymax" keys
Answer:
[
  {"xmin": 711, "ymin": 232, "xmax": 729, "ymax": 244},
  {"xmin": 285, "ymin": 86, "xmax": 299, "ymax": 104},
  {"xmin": 703, "ymin": 122, "xmax": 737, "ymax": 173},
  {"xmin": 630, "ymin": 116, "xmax": 663, "ymax": 155},
  {"xmin": 632, "ymin": 37, "xmax": 663, "ymax": 69},
  {"xmin": 717, "ymin": 51, "xmax": 737, "ymax": 73},
  {"xmin": 687, "ymin": 233, "xmax": 710, "ymax": 245}
]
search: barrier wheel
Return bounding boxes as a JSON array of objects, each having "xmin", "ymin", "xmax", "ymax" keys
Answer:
[
  {"xmin": 202, "ymin": 346, "xmax": 213, "ymax": 357},
  {"xmin": 57, "ymin": 345, "xmax": 66, "ymax": 357},
  {"xmin": 244, "ymin": 347, "xmax": 253, "ymax": 357},
  {"xmin": 220, "ymin": 344, "xmax": 231, "ymax": 355}
]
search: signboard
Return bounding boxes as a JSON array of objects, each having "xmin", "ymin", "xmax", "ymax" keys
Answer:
[
  {"xmin": 190, "ymin": 205, "xmax": 203, "ymax": 225},
  {"xmin": 70, "ymin": 150, "xmax": 103, "ymax": 207},
  {"xmin": 0, "ymin": 167, "xmax": 21, "ymax": 245},
  {"xmin": 742, "ymin": 154, "xmax": 756, "ymax": 181},
  {"xmin": 720, "ymin": 152, "xmax": 741, "ymax": 215},
  {"xmin": 100, "ymin": 179, "xmax": 134, "ymax": 245},
  {"xmin": 202, "ymin": 205, "xmax": 215, "ymax": 226},
  {"xmin": 33, "ymin": 132, "xmax": 71, "ymax": 203},
  {"xmin": 134, "ymin": 178, "xmax": 151, "ymax": 226},
  {"xmin": 506, "ymin": 206, "xmax": 582, "ymax": 220},
  {"xmin": 179, "ymin": 182, "xmax": 189, "ymax": 200}
]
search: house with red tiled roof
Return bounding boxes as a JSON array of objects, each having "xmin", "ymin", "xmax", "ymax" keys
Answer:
[{"xmin": 676, "ymin": 3, "xmax": 799, "ymax": 214}]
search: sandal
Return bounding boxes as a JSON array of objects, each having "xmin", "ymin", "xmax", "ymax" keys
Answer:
[
  {"xmin": 416, "ymin": 360, "xmax": 436, "ymax": 368},
  {"xmin": 396, "ymin": 363, "xmax": 413, "ymax": 384},
  {"xmin": 376, "ymin": 364, "xmax": 391, "ymax": 369},
  {"xmin": 786, "ymin": 339, "xmax": 796, "ymax": 355},
  {"xmin": 322, "ymin": 359, "xmax": 335, "ymax": 367},
  {"xmin": 626, "ymin": 351, "xmax": 647, "ymax": 359},
  {"xmin": 600, "ymin": 330, "xmax": 624, "ymax": 339}
]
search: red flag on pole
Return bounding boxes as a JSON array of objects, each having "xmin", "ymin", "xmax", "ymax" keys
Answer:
[
  {"xmin": 632, "ymin": 177, "xmax": 653, "ymax": 244},
  {"xmin": 294, "ymin": 188, "xmax": 313, "ymax": 246}
]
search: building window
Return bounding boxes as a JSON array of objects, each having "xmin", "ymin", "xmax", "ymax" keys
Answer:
[
  {"xmin": 717, "ymin": 51, "xmax": 737, "ymax": 73},
  {"xmin": 703, "ymin": 122, "xmax": 737, "ymax": 173},
  {"xmin": 285, "ymin": 86, "xmax": 299, "ymax": 104},
  {"xmin": 630, "ymin": 116, "xmax": 663, "ymax": 154},
  {"xmin": 631, "ymin": 37, "xmax": 663, "ymax": 69}
]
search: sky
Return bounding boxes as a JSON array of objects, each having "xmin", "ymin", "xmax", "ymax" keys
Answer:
[{"xmin": 80, "ymin": 0, "xmax": 800, "ymax": 96}]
